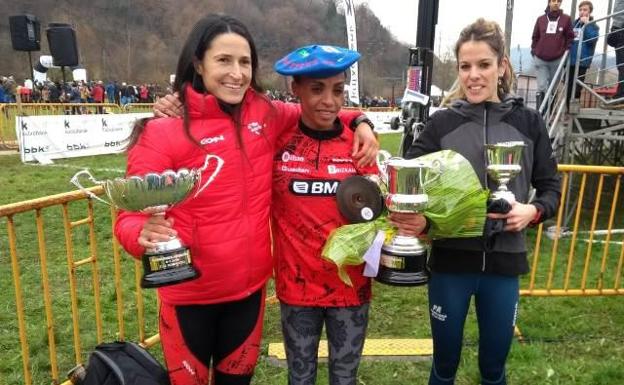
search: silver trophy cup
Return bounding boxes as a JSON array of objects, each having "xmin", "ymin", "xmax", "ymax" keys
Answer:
[
  {"xmin": 376, "ymin": 150, "xmax": 439, "ymax": 286},
  {"xmin": 485, "ymin": 141, "xmax": 526, "ymax": 203},
  {"xmin": 71, "ymin": 154, "xmax": 224, "ymax": 288}
]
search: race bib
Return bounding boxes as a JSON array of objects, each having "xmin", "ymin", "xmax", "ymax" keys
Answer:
[{"xmin": 546, "ymin": 20, "xmax": 558, "ymax": 34}]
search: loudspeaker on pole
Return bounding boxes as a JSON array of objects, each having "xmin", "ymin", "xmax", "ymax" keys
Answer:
[
  {"xmin": 9, "ymin": 14, "xmax": 41, "ymax": 51},
  {"xmin": 46, "ymin": 23, "xmax": 79, "ymax": 67}
]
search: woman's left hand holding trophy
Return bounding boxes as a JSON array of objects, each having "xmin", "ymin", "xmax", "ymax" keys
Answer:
[{"xmin": 137, "ymin": 214, "xmax": 178, "ymax": 251}]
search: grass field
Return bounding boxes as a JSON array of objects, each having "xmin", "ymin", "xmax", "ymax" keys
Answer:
[{"xmin": 1, "ymin": 134, "xmax": 623, "ymax": 385}]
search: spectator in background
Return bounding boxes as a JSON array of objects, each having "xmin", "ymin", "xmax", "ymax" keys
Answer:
[
  {"xmin": 79, "ymin": 81, "xmax": 90, "ymax": 103},
  {"xmin": 610, "ymin": 0, "xmax": 624, "ymax": 99},
  {"xmin": 49, "ymin": 82, "xmax": 60, "ymax": 103},
  {"xmin": 114, "ymin": 81, "xmax": 121, "ymax": 104},
  {"xmin": 105, "ymin": 81, "xmax": 116, "ymax": 104},
  {"xmin": 139, "ymin": 84, "xmax": 149, "ymax": 103},
  {"xmin": 531, "ymin": 0, "xmax": 574, "ymax": 109},
  {"xmin": 92, "ymin": 80, "xmax": 105, "ymax": 113},
  {"xmin": 568, "ymin": 1, "xmax": 598, "ymax": 105},
  {"xmin": 4, "ymin": 76, "xmax": 17, "ymax": 102},
  {"xmin": 120, "ymin": 82, "xmax": 129, "ymax": 105},
  {"xmin": 68, "ymin": 82, "xmax": 82, "ymax": 114},
  {"xmin": 0, "ymin": 79, "xmax": 6, "ymax": 103}
]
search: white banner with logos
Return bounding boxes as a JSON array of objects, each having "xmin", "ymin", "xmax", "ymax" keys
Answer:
[
  {"xmin": 16, "ymin": 113, "xmax": 152, "ymax": 163},
  {"xmin": 343, "ymin": 0, "xmax": 360, "ymax": 106}
]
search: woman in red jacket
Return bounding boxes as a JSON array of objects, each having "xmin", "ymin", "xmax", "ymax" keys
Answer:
[{"xmin": 114, "ymin": 14, "xmax": 377, "ymax": 385}]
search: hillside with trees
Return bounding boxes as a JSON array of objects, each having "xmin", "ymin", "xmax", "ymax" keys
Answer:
[{"xmin": 0, "ymin": 0, "xmax": 457, "ymax": 97}]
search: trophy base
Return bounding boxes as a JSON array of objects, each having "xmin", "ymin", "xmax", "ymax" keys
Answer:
[
  {"xmin": 375, "ymin": 237, "xmax": 429, "ymax": 287},
  {"xmin": 141, "ymin": 247, "xmax": 199, "ymax": 288},
  {"xmin": 490, "ymin": 190, "xmax": 516, "ymax": 204},
  {"xmin": 376, "ymin": 267, "xmax": 429, "ymax": 286}
]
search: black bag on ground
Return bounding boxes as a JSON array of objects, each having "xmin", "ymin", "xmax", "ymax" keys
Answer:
[{"xmin": 82, "ymin": 341, "xmax": 170, "ymax": 385}]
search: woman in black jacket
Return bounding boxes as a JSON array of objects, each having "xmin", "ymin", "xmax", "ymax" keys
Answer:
[{"xmin": 394, "ymin": 18, "xmax": 561, "ymax": 385}]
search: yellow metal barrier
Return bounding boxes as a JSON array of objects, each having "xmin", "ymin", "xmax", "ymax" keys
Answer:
[
  {"xmin": 522, "ymin": 164, "xmax": 624, "ymax": 296},
  {"xmin": 123, "ymin": 103, "xmax": 155, "ymax": 114},
  {"xmin": 1, "ymin": 164, "xmax": 622, "ymax": 384},
  {"xmin": 0, "ymin": 187, "xmax": 158, "ymax": 385}
]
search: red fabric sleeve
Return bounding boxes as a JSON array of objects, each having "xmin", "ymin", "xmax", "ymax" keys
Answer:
[
  {"xmin": 337, "ymin": 109, "xmax": 364, "ymax": 128},
  {"xmin": 271, "ymin": 101, "xmax": 301, "ymax": 137}
]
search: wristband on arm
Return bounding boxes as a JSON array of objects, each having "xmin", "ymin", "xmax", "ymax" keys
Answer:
[
  {"xmin": 350, "ymin": 115, "xmax": 375, "ymax": 132},
  {"xmin": 529, "ymin": 204, "xmax": 544, "ymax": 227}
]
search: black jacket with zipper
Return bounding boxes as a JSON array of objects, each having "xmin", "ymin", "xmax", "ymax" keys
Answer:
[{"xmin": 405, "ymin": 97, "xmax": 561, "ymax": 276}]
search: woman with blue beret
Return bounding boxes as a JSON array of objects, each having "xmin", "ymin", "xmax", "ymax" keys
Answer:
[{"xmin": 272, "ymin": 45, "xmax": 378, "ymax": 385}]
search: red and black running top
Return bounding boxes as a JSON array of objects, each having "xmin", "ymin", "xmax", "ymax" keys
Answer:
[{"xmin": 271, "ymin": 118, "xmax": 377, "ymax": 307}]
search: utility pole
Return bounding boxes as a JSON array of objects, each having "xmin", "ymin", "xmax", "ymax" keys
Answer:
[
  {"xmin": 401, "ymin": 0, "xmax": 439, "ymax": 156},
  {"xmin": 505, "ymin": 0, "xmax": 514, "ymax": 55}
]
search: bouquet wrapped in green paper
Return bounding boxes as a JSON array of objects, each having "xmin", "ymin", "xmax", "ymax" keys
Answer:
[
  {"xmin": 322, "ymin": 150, "xmax": 489, "ymax": 285},
  {"xmin": 418, "ymin": 150, "xmax": 489, "ymax": 239}
]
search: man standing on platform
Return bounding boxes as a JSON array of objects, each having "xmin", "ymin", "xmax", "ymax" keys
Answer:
[{"xmin": 531, "ymin": 0, "xmax": 574, "ymax": 109}]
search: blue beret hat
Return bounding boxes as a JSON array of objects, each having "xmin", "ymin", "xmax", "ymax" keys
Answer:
[{"xmin": 274, "ymin": 45, "xmax": 360, "ymax": 78}]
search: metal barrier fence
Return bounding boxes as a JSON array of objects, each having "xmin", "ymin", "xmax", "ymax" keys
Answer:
[
  {"xmin": 0, "ymin": 187, "xmax": 159, "ymax": 385},
  {"xmin": 0, "ymin": 164, "xmax": 622, "ymax": 384},
  {"xmin": 521, "ymin": 164, "xmax": 624, "ymax": 297}
]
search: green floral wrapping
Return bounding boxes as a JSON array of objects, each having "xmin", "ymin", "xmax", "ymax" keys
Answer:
[
  {"xmin": 321, "ymin": 217, "xmax": 393, "ymax": 286},
  {"xmin": 418, "ymin": 150, "xmax": 489, "ymax": 239},
  {"xmin": 322, "ymin": 150, "xmax": 488, "ymax": 286}
]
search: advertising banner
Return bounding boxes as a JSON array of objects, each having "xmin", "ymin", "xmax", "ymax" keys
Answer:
[
  {"xmin": 16, "ymin": 113, "xmax": 151, "ymax": 163},
  {"xmin": 343, "ymin": 0, "xmax": 360, "ymax": 106}
]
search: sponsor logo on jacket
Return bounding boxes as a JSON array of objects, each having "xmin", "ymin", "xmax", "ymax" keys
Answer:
[
  {"xmin": 247, "ymin": 121, "xmax": 264, "ymax": 135},
  {"xmin": 289, "ymin": 179, "xmax": 340, "ymax": 196},
  {"xmin": 281, "ymin": 151, "xmax": 305, "ymax": 163},
  {"xmin": 281, "ymin": 165, "xmax": 311, "ymax": 174},
  {"xmin": 331, "ymin": 158, "xmax": 352, "ymax": 163},
  {"xmin": 200, "ymin": 135, "xmax": 225, "ymax": 145},
  {"xmin": 328, "ymin": 165, "xmax": 356, "ymax": 174}
]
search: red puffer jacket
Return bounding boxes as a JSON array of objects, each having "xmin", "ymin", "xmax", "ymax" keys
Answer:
[{"xmin": 114, "ymin": 86, "xmax": 299, "ymax": 305}]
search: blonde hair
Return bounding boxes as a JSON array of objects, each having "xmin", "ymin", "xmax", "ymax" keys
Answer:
[{"xmin": 441, "ymin": 18, "xmax": 516, "ymax": 107}]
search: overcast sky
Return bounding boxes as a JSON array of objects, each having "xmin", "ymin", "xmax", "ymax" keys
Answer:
[{"xmin": 363, "ymin": 0, "xmax": 612, "ymax": 53}]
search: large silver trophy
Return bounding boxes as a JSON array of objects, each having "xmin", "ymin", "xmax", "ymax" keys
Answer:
[
  {"xmin": 71, "ymin": 154, "xmax": 224, "ymax": 288},
  {"xmin": 376, "ymin": 150, "xmax": 439, "ymax": 286},
  {"xmin": 485, "ymin": 141, "xmax": 526, "ymax": 203}
]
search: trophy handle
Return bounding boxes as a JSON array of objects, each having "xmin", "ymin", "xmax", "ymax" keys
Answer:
[
  {"xmin": 377, "ymin": 150, "xmax": 392, "ymax": 184},
  {"xmin": 421, "ymin": 159, "xmax": 443, "ymax": 188},
  {"xmin": 70, "ymin": 170, "xmax": 112, "ymax": 206},
  {"xmin": 194, "ymin": 154, "xmax": 225, "ymax": 198}
]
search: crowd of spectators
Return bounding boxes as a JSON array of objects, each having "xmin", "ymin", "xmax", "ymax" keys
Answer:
[
  {"xmin": 0, "ymin": 77, "xmax": 166, "ymax": 108},
  {"xmin": 360, "ymin": 95, "xmax": 391, "ymax": 107},
  {"xmin": 1, "ymin": 76, "xmax": 398, "ymax": 113}
]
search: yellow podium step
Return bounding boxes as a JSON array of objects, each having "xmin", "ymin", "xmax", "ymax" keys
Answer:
[{"xmin": 267, "ymin": 338, "xmax": 432, "ymax": 365}]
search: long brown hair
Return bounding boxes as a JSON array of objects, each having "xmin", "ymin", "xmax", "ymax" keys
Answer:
[
  {"xmin": 127, "ymin": 14, "xmax": 267, "ymax": 150},
  {"xmin": 442, "ymin": 18, "xmax": 516, "ymax": 107}
]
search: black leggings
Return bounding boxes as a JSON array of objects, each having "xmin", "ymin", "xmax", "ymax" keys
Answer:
[{"xmin": 159, "ymin": 288, "xmax": 265, "ymax": 385}]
